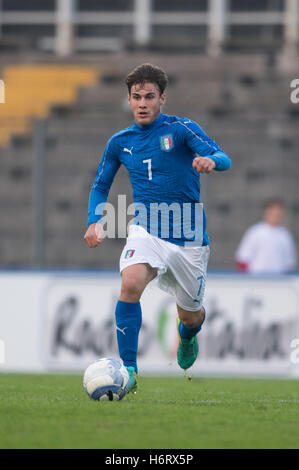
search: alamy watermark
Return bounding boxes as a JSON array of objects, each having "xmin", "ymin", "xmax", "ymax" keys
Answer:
[
  {"xmin": 0, "ymin": 79, "xmax": 5, "ymax": 103},
  {"xmin": 0, "ymin": 340, "xmax": 5, "ymax": 364},
  {"xmin": 290, "ymin": 79, "xmax": 299, "ymax": 104},
  {"xmin": 94, "ymin": 195, "xmax": 204, "ymax": 246},
  {"xmin": 290, "ymin": 339, "xmax": 299, "ymax": 364}
]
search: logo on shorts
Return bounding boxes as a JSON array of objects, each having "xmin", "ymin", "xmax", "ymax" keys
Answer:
[
  {"xmin": 125, "ymin": 249, "xmax": 135, "ymax": 259},
  {"xmin": 160, "ymin": 134, "xmax": 173, "ymax": 152}
]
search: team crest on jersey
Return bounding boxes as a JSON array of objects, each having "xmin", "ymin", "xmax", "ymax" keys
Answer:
[
  {"xmin": 160, "ymin": 134, "xmax": 174, "ymax": 152},
  {"xmin": 125, "ymin": 249, "xmax": 135, "ymax": 259}
]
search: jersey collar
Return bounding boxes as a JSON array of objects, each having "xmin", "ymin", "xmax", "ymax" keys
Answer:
[{"xmin": 133, "ymin": 113, "xmax": 165, "ymax": 131}]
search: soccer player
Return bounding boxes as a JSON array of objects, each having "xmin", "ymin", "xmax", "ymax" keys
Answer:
[{"xmin": 84, "ymin": 64, "xmax": 231, "ymax": 393}]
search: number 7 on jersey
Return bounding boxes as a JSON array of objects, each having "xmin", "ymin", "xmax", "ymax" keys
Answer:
[{"xmin": 143, "ymin": 158, "xmax": 152, "ymax": 180}]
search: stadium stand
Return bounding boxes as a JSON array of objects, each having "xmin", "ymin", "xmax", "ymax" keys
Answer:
[
  {"xmin": 0, "ymin": 52, "xmax": 298, "ymax": 269},
  {"xmin": 0, "ymin": 0, "xmax": 298, "ymax": 269},
  {"xmin": 0, "ymin": 65, "xmax": 99, "ymax": 147}
]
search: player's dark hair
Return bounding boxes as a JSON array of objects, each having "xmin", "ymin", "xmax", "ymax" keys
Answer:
[
  {"xmin": 263, "ymin": 198, "xmax": 285, "ymax": 210},
  {"xmin": 125, "ymin": 63, "xmax": 168, "ymax": 96}
]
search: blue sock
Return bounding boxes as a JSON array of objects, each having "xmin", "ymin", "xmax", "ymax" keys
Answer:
[
  {"xmin": 179, "ymin": 309, "xmax": 206, "ymax": 340},
  {"xmin": 115, "ymin": 300, "xmax": 142, "ymax": 374}
]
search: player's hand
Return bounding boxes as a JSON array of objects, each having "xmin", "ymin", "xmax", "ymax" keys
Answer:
[
  {"xmin": 84, "ymin": 223, "xmax": 104, "ymax": 248},
  {"xmin": 192, "ymin": 156, "xmax": 216, "ymax": 174}
]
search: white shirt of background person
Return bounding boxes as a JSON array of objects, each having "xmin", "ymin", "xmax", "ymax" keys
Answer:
[{"xmin": 235, "ymin": 199, "xmax": 297, "ymax": 274}]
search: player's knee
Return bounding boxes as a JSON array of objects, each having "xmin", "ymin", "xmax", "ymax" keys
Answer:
[{"xmin": 120, "ymin": 277, "xmax": 144, "ymax": 302}]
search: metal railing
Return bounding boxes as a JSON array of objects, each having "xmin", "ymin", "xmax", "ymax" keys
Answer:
[{"xmin": 0, "ymin": 0, "xmax": 298, "ymax": 56}]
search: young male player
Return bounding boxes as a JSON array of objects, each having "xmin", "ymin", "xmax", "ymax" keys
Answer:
[{"xmin": 84, "ymin": 64, "xmax": 231, "ymax": 393}]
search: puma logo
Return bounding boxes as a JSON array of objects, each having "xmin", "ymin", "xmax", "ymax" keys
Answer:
[
  {"xmin": 116, "ymin": 325, "xmax": 128, "ymax": 336},
  {"xmin": 123, "ymin": 146, "xmax": 133, "ymax": 156}
]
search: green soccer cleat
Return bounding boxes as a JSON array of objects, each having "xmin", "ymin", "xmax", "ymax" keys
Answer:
[
  {"xmin": 176, "ymin": 317, "xmax": 199, "ymax": 370},
  {"xmin": 126, "ymin": 366, "xmax": 138, "ymax": 394}
]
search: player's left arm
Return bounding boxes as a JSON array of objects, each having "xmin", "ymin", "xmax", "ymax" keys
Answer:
[{"xmin": 182, "ymin": 119, "xmax": 231, "ymax": 173}]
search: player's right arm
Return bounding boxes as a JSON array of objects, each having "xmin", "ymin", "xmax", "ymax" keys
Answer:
[{"xmin": 84, "ymin": 137, "xmax": 120, "ymax": 248}]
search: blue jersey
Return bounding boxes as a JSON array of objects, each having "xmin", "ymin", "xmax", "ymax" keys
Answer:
[{"xmin": 88, "ymin": 113, "xmax": 231, "ymax": 246}]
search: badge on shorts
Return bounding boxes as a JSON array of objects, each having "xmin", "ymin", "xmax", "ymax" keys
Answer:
[
  {"xmin": 125, "ymin": 249, "xmax": 135, "ymax": 259},
  {"xmin": 160, "ymin": 134, "xmax": 173, "ymax": 152}
]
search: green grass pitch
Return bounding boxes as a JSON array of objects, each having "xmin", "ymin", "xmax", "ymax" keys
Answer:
[{"xmin": 0, "ymin": 374, "xmax": 298, "ymax": 449}]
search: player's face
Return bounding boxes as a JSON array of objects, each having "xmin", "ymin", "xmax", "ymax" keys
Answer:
[
  {"xmin": 128, "ymin": 82, "xmax": 165, "ymax": 126},
  {"xmin": 264, "ymin": 204, "xmax": 284, "ymax": 226}
]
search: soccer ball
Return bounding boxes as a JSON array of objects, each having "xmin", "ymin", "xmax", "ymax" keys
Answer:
[{"xmin": 83, "ymin": 357, "xmax": 129, "ymax": 401}]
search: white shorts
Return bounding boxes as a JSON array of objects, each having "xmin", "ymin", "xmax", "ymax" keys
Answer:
[{"xmin": 119, "ymin": 225, "xmax": 210, "ymax": 311}]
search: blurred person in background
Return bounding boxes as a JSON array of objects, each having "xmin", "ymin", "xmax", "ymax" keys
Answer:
[{"xmin": 235, "ymin": 199, "xmax": 297, "ymax": 273}]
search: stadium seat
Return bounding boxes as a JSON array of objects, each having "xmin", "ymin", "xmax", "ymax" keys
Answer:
[{"xmin": 0, "ymin": 65, "xmax": 99, "ymax": 147}]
